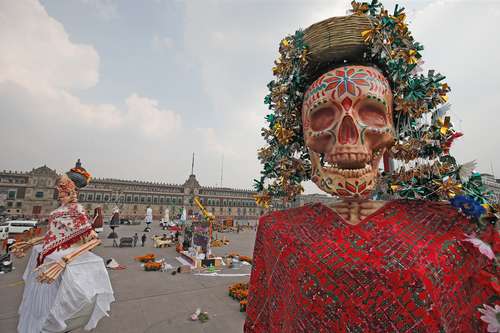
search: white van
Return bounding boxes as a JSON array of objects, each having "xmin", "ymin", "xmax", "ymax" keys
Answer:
[
  {"xmin": 4, "ymin": 220, "xmax": 38, "ymax": 234},
  {"xmin": 0, "ymin": 223, "xmax": 9, "ymax": 240}
]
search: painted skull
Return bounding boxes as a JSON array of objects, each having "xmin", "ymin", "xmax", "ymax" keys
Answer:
[{"xmin": 302, "ymin": 65, "xmax": 394, "ymax": 198}]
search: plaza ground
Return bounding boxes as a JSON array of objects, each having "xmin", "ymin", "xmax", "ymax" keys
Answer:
[{"xmin": 0, "ymin": 223, "xmax": 257, "ymax": 333}]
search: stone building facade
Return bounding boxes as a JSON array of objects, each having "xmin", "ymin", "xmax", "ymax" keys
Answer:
[
  {"xmin": 481, "ymin": 173, "xmax": 500, "ymax": 204},
  {"xmin": 0, "ymin": 165, "xmax": 341, "ymax": 222},
  {"xmin": 78, "ymin": 173, "xmax": 274, "ymax": 222},
  {"xmin": 0, "ymin": 166, "xmax": 59, "ymax": 219},
  {"xmin": 0, "ymin": 166, "xmax": 300, "ymax": 222}
]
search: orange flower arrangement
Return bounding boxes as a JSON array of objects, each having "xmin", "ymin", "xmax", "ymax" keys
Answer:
[
  {"xmin": 211, "ymin": 239, "xmax": 230, "ymax": 248},
  {"xmin": 134, "ymin": 253, "xmax": 156, "ymax": 262},
  {"xmin": 239, "ymin": 256, "xmax": 253, "ymax": 264},
  {"xmin": 239, "ymin": 299, "xmax": 248, "ymax": 312},
  {"xmin": 229, "ymin": 282, "xmax": 249, "ymax": 312},
  {"xmin": 144, "ymin": 261, "xmax": 162, "ymax": 271}
]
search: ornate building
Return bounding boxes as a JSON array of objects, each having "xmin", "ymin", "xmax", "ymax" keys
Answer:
[
  {"xmin": 0, "ymin": 166, "xmax": 58, "ymax": 219},
  {"xmin": 78, "ymin": 173, "xmax": 272, "ymax": 222},
  {"xmin": 0, "ymin": 166, "xmax": 300, "ymax": 222},
  {"xmin": 0, "ymin": 165, "xmax": 342, "ymax": 222},
  {"xmin": 481, "ymin": 173, "xmax": 500, "ymax": 204}
]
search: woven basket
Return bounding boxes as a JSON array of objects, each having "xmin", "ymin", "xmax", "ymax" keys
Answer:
[{"xmin": 304, "ymin": 14, "xmax": 374, "ymax": 67}]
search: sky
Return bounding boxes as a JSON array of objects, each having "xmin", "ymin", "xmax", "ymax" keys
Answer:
[{"xmin": 0, "ymin": 0, "xmax": 499, "ymax": 193}]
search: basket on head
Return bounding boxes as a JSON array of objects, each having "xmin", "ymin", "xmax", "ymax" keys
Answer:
[
  {"xmin": 66, "ymin": 159, "xmax": 91, "ymax": 189},
  {"xmin": 303, "ymin": 14, "xmax": 374, "ymax": 75}
]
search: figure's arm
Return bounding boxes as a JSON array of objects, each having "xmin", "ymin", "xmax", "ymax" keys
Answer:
[
  {"xmin": 10, "ymin": 236, "xmax": 44, "ymax": 258},
  {"xmin": 36, "ymin": 237, "xmax": 101, "ymax": 284}
]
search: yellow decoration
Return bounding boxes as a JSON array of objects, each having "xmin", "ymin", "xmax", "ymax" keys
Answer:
[
  {"xmin": 437, "ymin": 116, "xmax": 451, "ymax": 136},
  {"xmin": 406, "ymin": 49, "xmax": 418, "ymax": 64},
  {"xmin": 254, "ymin": 193, "xmax": 271, "ymax": 209},
  {"xmin": 274, "ymin": 123, "xmax": 294, "ymax": 145},
  {"xmin": 390, "ymin": 184, "xmax": 400, "ymax": 192},
  {"xmin": 361, "ymin": 28, "xmax": 376, "ymax": 42},
  {"xmin": 433, "ymin": 178, "xmax": 462, "ymax": 198}
]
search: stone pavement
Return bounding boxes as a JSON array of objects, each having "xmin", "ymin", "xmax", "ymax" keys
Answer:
[{"xmin": 0, "ymin": 222, "xmax": 257, "ymax": 333}]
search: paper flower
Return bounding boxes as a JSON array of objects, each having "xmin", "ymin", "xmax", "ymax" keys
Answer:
[
  {"xmin": 478, "ymin": 304, "xmax": 500, "ymax": 333},
  {"xmin": 451, "ymin": 195, "xmax": 485, "ymax": 218},
  {"xmin": 458, "ymin": 161, "xmax": 477, "ymax": 183},
  {"xmin": 434, "ymin": 177, "xmax": 462, "ymax": 199},
  {"xmin": 463, "ymin": 233, "xmax": 495, "ymax": 260}
]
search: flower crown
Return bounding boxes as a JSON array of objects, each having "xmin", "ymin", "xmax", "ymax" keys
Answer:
[{"xmin": 254, "ymin": 0, "xmax": 497, "ymax": 226}]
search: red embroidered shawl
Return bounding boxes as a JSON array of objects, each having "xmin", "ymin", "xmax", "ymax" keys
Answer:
[
  {"xmin": 244, "ymin": 200, "xmax": 498, "ymax": 332},
  {"xmin": 37, "ymin": 203, "xmax": 93, "ymax": 266}
]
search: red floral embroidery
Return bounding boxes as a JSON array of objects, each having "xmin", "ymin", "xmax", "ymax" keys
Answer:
[{"xmin": 37, "ymin": 203, "xmax": 93, "ymax": 266}]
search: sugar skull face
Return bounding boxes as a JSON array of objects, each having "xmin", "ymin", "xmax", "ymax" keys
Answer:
[
  {"xmin": 57, "ymin": 174, "xmax": 78, "ymax": 205},
  {"xmin": 302, "ymin": 65, "xmax": 394, "ymax": 198}
]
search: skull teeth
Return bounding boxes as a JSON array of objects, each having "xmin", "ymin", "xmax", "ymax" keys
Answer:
[
  {"xmin": 323, "ymin": 163, "xmax": 373, "ymax": 177},
  {"xmin": 330, "ymin": 153, "xmax": 370, "ymax": 164}
]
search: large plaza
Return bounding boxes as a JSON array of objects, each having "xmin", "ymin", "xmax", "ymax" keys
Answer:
[{"xmin": 0, "ymin": 222, "xmax": 257, "ymax": 333}]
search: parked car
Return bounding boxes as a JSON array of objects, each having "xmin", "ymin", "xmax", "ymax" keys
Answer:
[{"xmin": 2, "ymin": 220, "xmax": 38, "ymax": 234}]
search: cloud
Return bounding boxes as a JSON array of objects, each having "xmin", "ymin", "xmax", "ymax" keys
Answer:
[
  {"xmin": 124, "ymin": 93, "xmax": 182, "ymax": 138},
  {"xmin": 0, "ymin": 0, "xmax": 99, "ymax": 91},
  {"xmin": 0, "ymin": 0, "xmax": 188, "ymax": 180}
]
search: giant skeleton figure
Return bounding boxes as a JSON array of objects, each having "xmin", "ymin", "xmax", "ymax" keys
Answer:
[
  {"xmin": 245, "ymin": 7, "xmax": 498, "ymax": 333},
  {"xmin": 14, "ymin": 160, "xmax": 114, "ymax": 333}
]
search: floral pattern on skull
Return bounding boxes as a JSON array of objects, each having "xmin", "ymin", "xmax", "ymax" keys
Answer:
[{"xmin": 302, "ymin": 65, "xmax": 394, "ymax": 198}]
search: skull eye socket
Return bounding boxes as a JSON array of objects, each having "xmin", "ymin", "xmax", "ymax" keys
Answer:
[
  {"xmin": 310, "ymin": 107, "xmax": 338, "ymax": 131},
  {"xmin": 358, "ymin": 103, "xmax": 387, "ymax": 127}
]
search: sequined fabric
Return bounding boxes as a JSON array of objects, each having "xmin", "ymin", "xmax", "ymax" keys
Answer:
[{"xmin": 244, "ymin": 200, "xmax": 497, "ymax": 332}]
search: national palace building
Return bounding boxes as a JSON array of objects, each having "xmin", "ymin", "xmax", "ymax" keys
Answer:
[{"xmin": 0, "ymin": 165, "xmax": 338, "ymax": 222}]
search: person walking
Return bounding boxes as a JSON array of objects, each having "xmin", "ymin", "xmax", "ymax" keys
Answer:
[
  {"xmin": 5, "ymin": 238, "xmax": 15, "ymax": 253},
  {"xmin": 133, "ymin": 233, "xmax": 138, "ymax": 247},
  {"xmin": 141, "ymin": 233, "xmax": 146, "ymax": 247}
]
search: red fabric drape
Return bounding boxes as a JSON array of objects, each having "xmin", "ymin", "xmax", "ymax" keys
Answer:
[{"xmin": 244, "ymin": 200, "xmax": 497, "ymax": 332}]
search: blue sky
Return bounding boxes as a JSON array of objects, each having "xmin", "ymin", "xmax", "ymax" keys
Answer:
[{"xmin": 1, "ymin": 0, "xmax": 499, "ymax": 193}]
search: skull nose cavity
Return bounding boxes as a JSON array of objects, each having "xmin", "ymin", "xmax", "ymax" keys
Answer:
[{"xmin": 338, "ymin": 115, "xmax": 358, "ymax": 145}]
